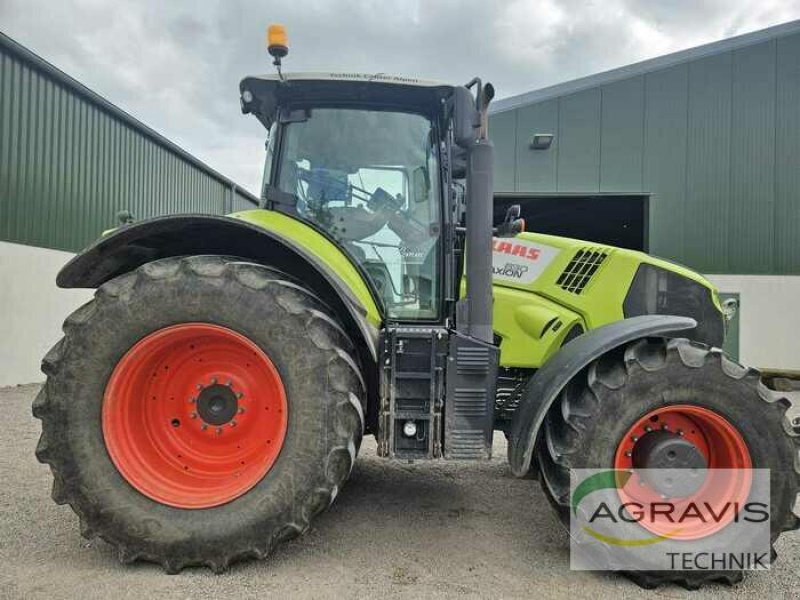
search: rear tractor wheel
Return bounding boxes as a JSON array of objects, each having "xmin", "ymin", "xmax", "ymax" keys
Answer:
[
  {"xmin": 33, "ymin": 256, "xmax": 366, "ymax": 572},
  {"xmin": 537, "ymin": 337, "xmax": 800, "ymax": 589}
]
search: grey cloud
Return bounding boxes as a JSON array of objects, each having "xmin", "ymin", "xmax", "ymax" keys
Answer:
[{"xmin": 1, "ymin": 0, "xmax": 798, "ymax": 193}]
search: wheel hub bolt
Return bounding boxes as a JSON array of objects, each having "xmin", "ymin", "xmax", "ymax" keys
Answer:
[
  {"xmin": 188, "ymin": 397, "xmax": 196, "ymax": 404},
  {"xmin": 631, "ymin": 435, "xmax": 639, "ymax": 442},
  {"xmin": 230, "ymin": 420, "xmax": 237, "ymax": 428},
  {"xmin": 216, "ymin": 427, "xmax": 223, "ymax": 435},
  {"xmin": 190, "ymin": 412, "xmax": 198, "ymax": 419},
  {"xmin": 644, "ymin": 426, "xmax": 653, "ymax": 432},
  {"xmin": 238, "ymin": 407, "xmax": 246, "ymax": 414},
  {"xmin": 201, "ymin": 423, "xmax": 208, "ymax": 431}
]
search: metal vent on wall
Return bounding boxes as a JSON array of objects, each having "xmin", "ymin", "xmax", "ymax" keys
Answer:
[{"xmin": 557, "ymin": 248, "xmax": 608, "ymax": 295}]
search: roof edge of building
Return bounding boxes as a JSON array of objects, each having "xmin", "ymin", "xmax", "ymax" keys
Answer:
[
  {"xmin": 0, "ymin": 30, "xmax": 258, "ymax": 205},
  {"xmin": 490, "ymin": 19, "xmax": 800, "ymax": 114}
]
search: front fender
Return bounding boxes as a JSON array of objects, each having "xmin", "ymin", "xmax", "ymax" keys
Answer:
[{"xmin": 506, "ymin": 315, "xmax": 697, "ymax": 477}]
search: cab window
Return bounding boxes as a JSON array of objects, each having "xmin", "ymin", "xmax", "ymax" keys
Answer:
[{"xmin": 276, "ymin": 108, "xmax": 440, "ymax": 320}]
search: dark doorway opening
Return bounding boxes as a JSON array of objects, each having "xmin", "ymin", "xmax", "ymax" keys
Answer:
[{"xmin": 493, "ymin": 194, "xmax": 649, "ymax": 251}]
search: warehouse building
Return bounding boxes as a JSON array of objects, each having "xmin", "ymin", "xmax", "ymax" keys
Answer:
[
  {"xmin": 489, "ymin": 19, "xmax": 800, "ymax": 373},
  {"xmin": 0, "ymin": 32, "xmax": 259, "ymax": 385}
]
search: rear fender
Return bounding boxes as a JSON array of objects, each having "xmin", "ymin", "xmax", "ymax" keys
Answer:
[
  {"xmin": 58, "ymin": 214, "xmax": 381, "ymax": 411},
  {"xmin": 506, "ymin": 315, "xmax": 697, "ymax": 477}
]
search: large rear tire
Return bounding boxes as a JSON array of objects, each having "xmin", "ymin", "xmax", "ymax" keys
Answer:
[
  {"xmin": 537, "ymin": 337, "xmax": 800, "ymax": 589},
  {"xmin": 33, "ymin": 256, "xmax": 366, "ymax": 572}
]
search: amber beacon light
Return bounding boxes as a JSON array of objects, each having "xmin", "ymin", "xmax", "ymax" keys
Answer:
[{"xmin": 267, "ymin": 24, "xmax": 288, "ymax": 59}]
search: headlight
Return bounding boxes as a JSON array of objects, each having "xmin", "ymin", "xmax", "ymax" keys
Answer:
[{"xmin": 623, "ymin": 264, "xmax": 724, "ymax": 347}]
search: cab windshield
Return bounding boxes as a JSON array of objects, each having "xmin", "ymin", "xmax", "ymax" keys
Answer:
[{"xmin": 276, "ymin": 108, "xmax": 441, "ymax": 320}]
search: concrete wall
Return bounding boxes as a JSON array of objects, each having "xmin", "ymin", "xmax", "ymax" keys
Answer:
[
  {"xmin": 706, "ymin": 274, "xmax": 800, "ymax": 372},
  {"xmin": 0, "ymin": 241, "xmax": 90, "ymax": 386}
]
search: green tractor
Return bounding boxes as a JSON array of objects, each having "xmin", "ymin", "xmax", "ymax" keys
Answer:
[{"xmin": 34, "ymin": 27, "xmax": 798, "ymax": 589}]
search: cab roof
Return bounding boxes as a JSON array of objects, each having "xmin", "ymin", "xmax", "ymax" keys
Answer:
[{"xmin": 239, "ymin": 72, "xmax": 458, "ymax": 127}]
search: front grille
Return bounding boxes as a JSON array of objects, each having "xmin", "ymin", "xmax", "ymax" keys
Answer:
[{"xmin": 556, "ymin": 248, "xmax": 608, "ymax": 295}]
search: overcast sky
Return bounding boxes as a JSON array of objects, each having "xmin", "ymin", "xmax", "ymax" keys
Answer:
[{"xmin": 2, "ymin": 0, "xmax": 799, "ymax": 194}]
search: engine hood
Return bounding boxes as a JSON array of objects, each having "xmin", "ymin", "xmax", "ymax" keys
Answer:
[{"xmin": 489, "ymin": 232, "xmax": 721, "ymax": 331}]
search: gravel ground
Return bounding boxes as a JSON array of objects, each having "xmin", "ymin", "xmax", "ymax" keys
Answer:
[{"xmin": 2, "ymin": 383, "xmax": 799, "ymax": 599}]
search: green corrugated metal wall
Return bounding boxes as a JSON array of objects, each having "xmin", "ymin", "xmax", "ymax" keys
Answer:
[
  {"xmin": 0, "ymin": 33, "xmax": 258, "ymax": 254},
  {"xmin": 490, "ymin": 31, "xmax": 800, "ymax": 275}
]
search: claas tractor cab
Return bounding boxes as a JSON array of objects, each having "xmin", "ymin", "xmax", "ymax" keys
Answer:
[{"xmin": 34, "ymin": 25, "xmax": 798, "ymax": 589}]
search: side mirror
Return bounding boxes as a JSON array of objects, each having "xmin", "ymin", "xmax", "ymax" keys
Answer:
[
  {"xmin": 412, "ymin": 166, "xmax": 430, "ymax": 203},
  {"xmin": 452, "ymin": 87, "xmax": 480, "ymax": 148},
  {"xmin": 495, "ymin": 204, "xmax": 525, "ymax": 237}
]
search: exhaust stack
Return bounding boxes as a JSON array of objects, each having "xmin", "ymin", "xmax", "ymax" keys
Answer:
[{"xmin": 456, "ymin": 81, "xmax": 495, "ymax": 344}]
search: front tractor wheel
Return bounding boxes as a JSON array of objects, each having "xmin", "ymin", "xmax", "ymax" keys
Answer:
[
  {"xmin": 33, "ymin": 256, "xmax": 366, "ymax": 572},
  {"xmin": 537, "ymin": 337, "xmax": 800, "ymax": 590}
]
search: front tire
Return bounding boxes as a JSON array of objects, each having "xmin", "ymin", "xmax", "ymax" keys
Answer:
[
  {"xmin": 33, "ymin": 256, "xmax": 366, "ymax": 572},
  {"xmin": 537, "ymin": 337, "xmax": 800, "ymax": 589}
]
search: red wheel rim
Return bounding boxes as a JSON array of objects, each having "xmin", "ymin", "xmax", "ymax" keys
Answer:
[
  {"xmin": 614, "ymin": 405, "xmax": 752, "ymax": 539},
  {"xmin": 103, "ymin": 323, "xmax": 288, "ymax": 509}
]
